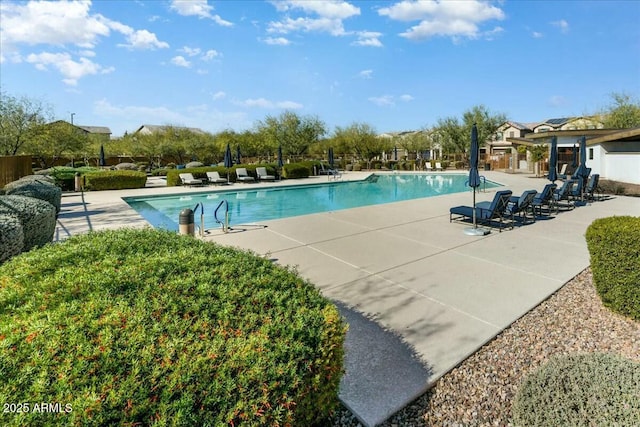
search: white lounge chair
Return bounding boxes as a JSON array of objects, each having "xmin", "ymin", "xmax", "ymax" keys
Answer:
[
  {"xmin": 235, "ymin": 168, "xmax": 255, "ymax": 183},
  {"xmin": 425, "ymin": 163, "xmax": 433, "ymax": 171},
  {"xmin": 435, "ymin": 162, "xmax": 443, "ymax": 171},
  {"xmin": 319, "ymin": 163, "xmax": 341, "ymax": 179},
  {"xmin": 256, "ymin": 167, "xmax": 275, "ymax": 181},
  {"xmin": 179, "ymin": 173, "xmax": 204, "ymax": 186},
  {"xmin": 206, "ymin": 171, "xmax": 227, "ymax": 185}
]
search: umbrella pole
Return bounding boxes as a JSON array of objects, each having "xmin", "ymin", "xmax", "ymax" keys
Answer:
[{"xmin": 472, "ymin": 188, "xmax": 477, "ymax": 229}]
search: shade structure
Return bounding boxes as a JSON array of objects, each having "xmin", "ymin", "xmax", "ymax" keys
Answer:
[
  {"xmin": 548, "ymin": 136, "xmax": 558, "ymax": 183},
  {"xmin": 99, "ymin": 144, "xmax": 106, "ymax": 167},
  {"xmin": 571, "ymin": 144, "xmax": 578, "ymax": 169},
  {"xmin": 464, "ymin": 124, "xmax": 488, "ymax": 236},
  {"xmin": 236, "ymin": 146, "xmax": 242, "ymax": 165},
  {"xmin": 328, "ymin": 147, "xmax": 334, "ymax": 168}
]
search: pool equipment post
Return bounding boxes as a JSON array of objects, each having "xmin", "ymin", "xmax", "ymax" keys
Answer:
[{"xmin": 179, "ymin": 208, "xmax": 195, "ymax": 236}]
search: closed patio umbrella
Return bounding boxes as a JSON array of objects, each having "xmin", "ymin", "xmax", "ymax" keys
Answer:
[
  {"xmin": 548, "ymin": 136, "xmax": 558, "ymax": 183},
  {"xmin": 575, "ymin": 136, "xmax": 587, "ymax": 178},
  {"xmin": 236, "ymin": 146, "xmax": 242, "ymax": 165},
  {"xmin": 99, "ymin": 144, "xmax": 106, "ymax": 167},
  {"xmin": 464, "ymin": 124, "xmax": 488, "ymax": 236},
  {"xmin": 277, "ymin": 145, "xmax": 283, "ymax": 180},
  {"xmin": 224, "ymin": 143, "xmax": 233, "ymax": 182},
  {"xmin": 571, "ymin": 144, "xmax": 578, "ymax": 169},
  {"xmin": 328, "ymin": 147, "xmax": 334, "ymax": 169}
]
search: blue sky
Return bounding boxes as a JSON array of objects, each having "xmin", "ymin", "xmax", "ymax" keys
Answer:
[{"xmin": 1, "ymin": 0, "xmax": 639, "ymax": 137}]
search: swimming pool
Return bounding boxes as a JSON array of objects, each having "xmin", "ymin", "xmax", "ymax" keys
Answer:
[{"xmin": 123, "ymin": 173, "xmax": 501, "ymax": 231}]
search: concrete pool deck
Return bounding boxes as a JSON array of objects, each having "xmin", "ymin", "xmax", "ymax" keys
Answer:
[{"xmin": 54, "ymin": 171, "xmax": 640, "ymax": 426}]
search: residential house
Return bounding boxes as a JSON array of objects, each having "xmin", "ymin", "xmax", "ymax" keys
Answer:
[{"xmin": 134, "ymin": 124, "xmax": 206, "ymax": 135}]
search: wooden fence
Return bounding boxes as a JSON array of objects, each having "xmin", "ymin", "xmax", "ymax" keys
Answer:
[{"xmin": 0, "ymin": 156, "xmax": 32, "ymax": 188}]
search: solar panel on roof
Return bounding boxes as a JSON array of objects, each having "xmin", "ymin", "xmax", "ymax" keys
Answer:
[{"xmin": 546, "ymin": 117, "xmax": 570, "ymax": 125}]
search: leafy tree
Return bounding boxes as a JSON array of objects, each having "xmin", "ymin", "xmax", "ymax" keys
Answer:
[
  {"xmin": 0, "ymin": 92, "xmax": 53, "ymax": 155},
  {"xmin": 26, "ymin": 121, "xmax": 89, "ymax": 168},
  {"xmin": 601, "ymin": 92, "xmax": 640, "ymax": 128},
  {"xmin": 333, "ymin": 122, "xmax": 388, "ymax": 166},
  {"xmin": 435, "ymin": 105, "xmax": 506, "ymax": 157},
  {"xmin": 256, "ymin": 111, "xmax": 326, "ymax": 158}
]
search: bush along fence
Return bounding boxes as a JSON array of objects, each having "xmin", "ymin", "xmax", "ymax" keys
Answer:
[{"xmin": 0, "ymin": 229, "xmax": 346, "ymax": 426}]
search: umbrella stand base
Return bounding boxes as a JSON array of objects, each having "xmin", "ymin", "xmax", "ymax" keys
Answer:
[{"xmin": 464, "ymin": 227, "xmax": 490, "ymax": 236}]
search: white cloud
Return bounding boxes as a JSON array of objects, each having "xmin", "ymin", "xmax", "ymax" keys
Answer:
[
  {"xmin": 1, "ymin": 1, "xmax": 168, "ymax": 50},
  {"xmin": 551, "ymin": 19, "xmax": 569, "ymax": 34},
  {"xmin": 201, "ymin": 49, "xmax": 220, "ymax": 60},
  {"xmin": 26, "ymin": 51, "xmax": 114, "ymax": 86},
  {"xmin": 268, "ymin": 0, "xmax": 360, "ymax": 37},
  {"xmin": 399, "ymin": 94, "xmax": 414, "ymax": 102},
  {"xmin": 352, "ymin": 31, "xmax": 383, "ymax": 47},
  {"xmin": 378, "ymin": 0, "xmax": 505, "ymax": 41},
  {"xmin": 212, "ymin": 91, "xmax": 226, "ymax": 100},
  {"xmin": 368, "ymin": 95, "xmax": 395, "ymax": 107},
  {"xmin": 359, "ymin": 69, "xmax": 373, "ymax": 79},
  {"xmin": 117, "ymin": 29, "xmax": 169, "ymax": 50},
  {"xmin": 170, "ymin": 0, "xmax": 233, "ymax": 26},
  {"xmin": 180, "ymin": 46, "xmax": 202, "ymax": 57},
  {"xmin": 532, "ymin": 31, "xmax": 543, "ymax": 38},
  {"xmin": 262, "ymin": 37, "xmax": 292, "ymax": 46},
  {"xmin": 235, "ymin": 98, "xmax": 303, "ymax": 109},
  {"xmin": 170, "ymin": 55, "xmax": 191, "ymax": 67}
]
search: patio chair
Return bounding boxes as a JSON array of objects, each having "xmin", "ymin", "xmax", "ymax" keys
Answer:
[
  {"xmin": 569, "ymin": 176, "xmax": 585, "ymax": 202},
  {"xmin": 206, "ymin": 171, "xmax": 227, "ymax": 185},
  {"xmin": 553, "ymin": 179, "xmax": 576, "ymax": 210},
  {"xmin": 425, "ymin": 163, "xmax": 433, "ymax": 171},
  {"xmin": 531, "ymin": 183, "xmax": 557, "ymax": 216},
  {"xmin": 256, "ymin": 167, "xmax": 275, "ymax": 181},
  {"xmin": 319, "ymin": 163, "xmax": 341, "ymax": 179},
  {"xmin": 557, "ymin": 163, "xmax": 569, "ymax": 180},
  {"xmin": 506, "ymin": 190, "xmax": 538, "ymax": 224},
  {"xmin": 435, "ymin": 162, "xmax": 443, "ymax": 171},
  {"xmin": 179, "ymin": 173, "xmax": 204, "ymax": 186},
  {"xmin": 584, "ymin": 174, "xmax": 601, "ymax": 202},
  {"xmin": 235, "ymin": 168, "xmax": 255, "ymax": 183},
  {"xmin": 449, "ymin": 190, "xmax": 514, "ymax": 232}
]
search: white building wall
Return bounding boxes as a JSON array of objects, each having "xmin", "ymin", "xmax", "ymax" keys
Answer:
[{"xmin": 603, "ymin": 153, "xmax": 640, "ymax": 184}]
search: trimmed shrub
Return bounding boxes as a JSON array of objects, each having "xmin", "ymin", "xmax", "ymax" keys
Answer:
[
  {"xmin": 185, "ymin": 161, "xmax": 204, "ymax": 168},
  {"xmin": 512, "ymin": 353, "xmax": 640, "ymax": 426},
  {"xmin": 37, "ymin": 167, "xmax": 100, "ymax": 191},
  {"xmin": 0, "ymin": 229, "xmax": 346, "ymax": 426},
  {"xmin": 585, "ymin": 216, "xmax": 640, "ymax": 320},
  {"xmin": 0, "ymin": 195, "xmax": 56, "ymax": 251},
  {"xmin": 114, "ymin": 162, "xmax": 139, "ymax": 171},
  {"xmin": 4, "ymin": 178, "xmax": 62, "ymax": 213},
  {"xmin": 0, "ymin": 214, "xmax": 23, "ymax": 264},
  {"xmin": 84, "ymin": 171, "xmax": 147, "ymax": 191},
  {"xmin": 282, "ymin": 163, "xmax": 310, "ymax": 179},
  {"xmin": 150, "ymin": 168, "xmax": 169, "ymax": 176}
]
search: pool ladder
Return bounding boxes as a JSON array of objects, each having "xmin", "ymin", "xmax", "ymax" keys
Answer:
[
  {"xmin": 214, "ymin": 200, "xmax": 230, "ymax": 233},
  {"xmin": 193, "ymin": 202, "xmax": 205, "ymax": 237}
]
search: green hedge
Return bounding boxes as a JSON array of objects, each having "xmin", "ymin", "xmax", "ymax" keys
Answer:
[
  {"xmin": 282, "ymin": 163, "xmax": 310, "ymax": 179},
  {"xmin": 84, "ymin": 171, "xmax": 147, "ymax": 191},
  {"xmin": 512, "ymin": 353, "xmax": 640, "ymax": 426},
  {"xmin": 0, "ymin": 214, "xmax": 23, "ymax": 264},
  {"xmin": 36, "ymin": 167, "xmax": 101, "ymax": 191},
  {"xmin": 4, "ymin": 178, "xmax": 62, "ymax": 214},
  {"xmin": 585, "ymin": 216, "xmax": 640, "ymax": 320},
  {"xmin": 0, "ymin": 229, "xmax": 346, "ymax": 426},
  {"xmin": 0, "ymin": 195, "xmax": 56, "ymax": 251}
]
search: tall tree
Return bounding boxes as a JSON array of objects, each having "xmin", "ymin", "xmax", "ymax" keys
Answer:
[
  {"xmin": 26, "ymin": 121, "xmax": 89, "ymax": 168},
  {"xmin": 601, "ymin": 92, "xmax": 640, "ymax": 128},
  {"xmin": 256, "ymin": 111, "xmax": 326, "ymax": 157},
  {"xmin": 435, "ymin": 105, "xmax": 506, "ymax": 157},
  {"xmin": 333, "ymin": 122, "xmax": 388, "ymax": 166},
  {"xmin": 0, "ymin": 92, "xmax": 53, "ymax": 155}
]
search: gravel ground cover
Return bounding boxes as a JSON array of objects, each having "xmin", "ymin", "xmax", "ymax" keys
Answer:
[{"xmin": 331, "ymin": 268, "xmax": 639, "ymax": 426}]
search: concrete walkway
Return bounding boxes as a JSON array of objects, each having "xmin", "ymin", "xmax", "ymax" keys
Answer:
[{"xmin": 54, "ymin": 171, "xmax": 640, "ymax": 426}]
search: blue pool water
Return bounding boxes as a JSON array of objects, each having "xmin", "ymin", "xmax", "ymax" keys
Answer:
[{"xmin": 123, "ymin": 174, "xmax": 501, "ymax": 231}]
